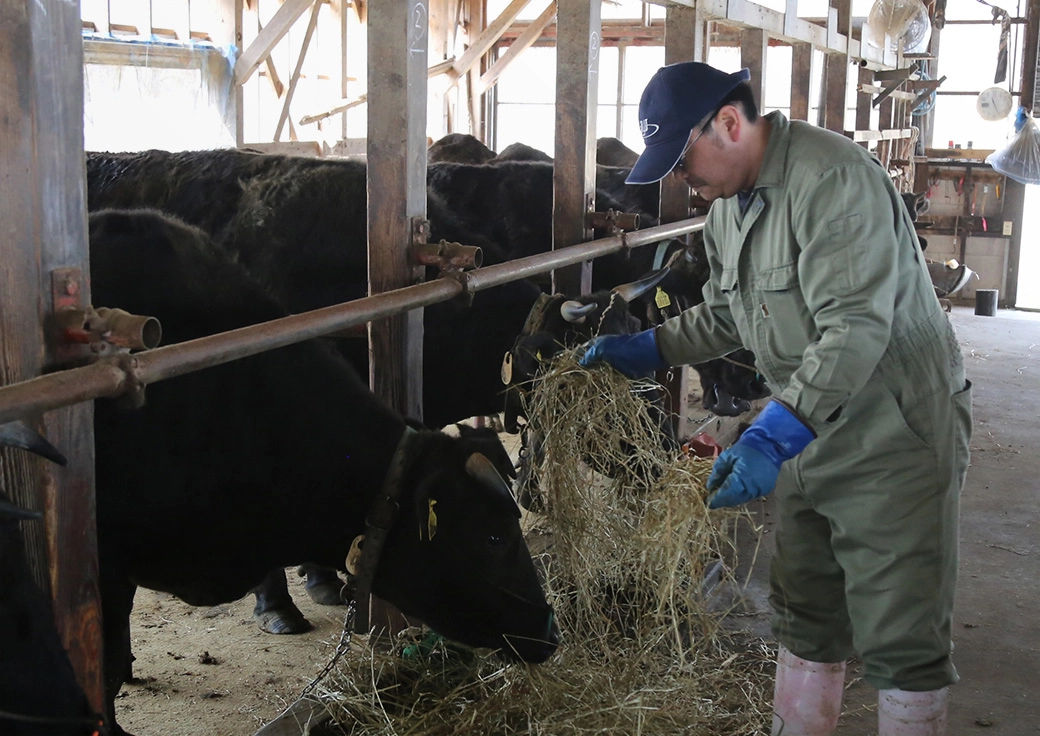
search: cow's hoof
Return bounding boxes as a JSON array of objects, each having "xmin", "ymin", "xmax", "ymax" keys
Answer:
[
  {"xmin": 254, "ymin": 606, "xmax": 314, "ymax": 635},
  {"xmin": 300, "ymin": 566, "xmax": 347, "ymax": 605},
  {"xmin": 305, "ymin": 578, "xmax": 345, "ymax": 606}
]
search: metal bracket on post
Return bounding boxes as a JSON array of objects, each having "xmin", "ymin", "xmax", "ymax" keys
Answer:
[
  {"xmin": 410, "ymin": 216, "xmax": 431, "ymax": 283},
  {"xmin": 586, "ymin": 209, "xmax": 641, "ymax": 235},
  {"xmin": 49, "ymin": 268, "xmax": 90, "ymax": 367}
]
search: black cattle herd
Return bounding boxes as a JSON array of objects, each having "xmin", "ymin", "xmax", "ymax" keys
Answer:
[{"xmin": 2, "ymin": 135, "xmax": 772, "ymax": 735}]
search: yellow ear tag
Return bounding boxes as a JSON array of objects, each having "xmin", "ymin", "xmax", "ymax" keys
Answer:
[
  {"xmin": 536, "ymin": 350, "xmax": 543, "ymax": 362},
  {"xmin": 654, "ymin": 286, "xmax": 672, "ymax": 309},
  {"xmin": 426, "ymin": 499, "xmax": 438, "ymax": 541},
  {"xmin": 501, "ymin": 352, "xmax": 513, "ymax": 385}
]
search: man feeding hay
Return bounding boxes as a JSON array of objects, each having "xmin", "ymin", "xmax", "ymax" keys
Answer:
[{"xmin": 581, "ymin": 61, "xmax": 972, "ymax": 736}]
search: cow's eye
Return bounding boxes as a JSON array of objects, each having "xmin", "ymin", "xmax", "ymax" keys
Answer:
[{"xmin": 487, "ymin": 534, "xmax": 505, "ymax": 548}]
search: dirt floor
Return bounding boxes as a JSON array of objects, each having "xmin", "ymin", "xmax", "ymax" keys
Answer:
[
  {"xmin": 115, "ymin": 572, "xmax": 346, "ymax": 736},
  {"xmin": 113, "ymin": 305, "xmax": 1040, "ymax": 736}
]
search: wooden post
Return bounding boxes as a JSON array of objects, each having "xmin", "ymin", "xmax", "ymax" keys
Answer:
[
  {"xmin": 821, "ymin": 0, "xmax": 850, "ymax": 133},
  {"xmin": 365, "ymin": 0, "xmax": 430, "ymax": 638},
  {"xmin": 552, "ymin": 0, "xmax": 601, "ymax": 296},
  {"xmin": 741, "ymin": 28, "xmax": 768, "ymax": 109},
  {"xmin": 790, "ymin": 44, "xmax": 813, "ymax": 121},
  {"xmin": 660, "ymin": 5, "xmax": 705, "ymax": 443},
  {"xmin": 1001, "ymin": 0, "xmax": 1039, "ymax": 308},
  {"xmin": 0, "ymin": 0, "xmax": 103, "ymax": 715},
  {"xmin": 213, "ymin": 0, "xmax": 244, "ymax": 147},
  {"xmin": 855, "ymin": 64, "xmax": 873, "ymax": 148},
  {"xmin": 367, "ymin": 0, "xmax": 428, "ymax": 421}
]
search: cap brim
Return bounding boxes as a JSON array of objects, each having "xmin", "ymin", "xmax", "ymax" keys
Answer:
[{"xmin": 625, "ymin": 137, "xmax": 687, "ymax": 185}]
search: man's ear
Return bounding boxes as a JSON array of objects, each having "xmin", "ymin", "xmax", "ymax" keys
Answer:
[{"xmin": 716, "ymin": 105, "xmax": 742, "ymax": 142}]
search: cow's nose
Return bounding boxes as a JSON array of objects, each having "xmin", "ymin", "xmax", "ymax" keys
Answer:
[{"xmin": 503, "ymin": 611, "xmax": 560, "ymax": 664}]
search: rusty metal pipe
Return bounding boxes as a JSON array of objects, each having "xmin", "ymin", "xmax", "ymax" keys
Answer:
[
  {"xmin": 0, "ymin": 279, "xmax": 462, "ymax": 425},
  {"xmin": 463, "ymin": 216, "xmax": 706, "ymax": 292},
  {"xmin": 0, "ymin": 215, "xmax": 706, "ymax": 425},
  {"xmin": 585, "ymin": 209, "xmax": 642, "ymax": 232},
  {"xmin": 95, "ymin": 308, "xmax": 162, "ymax": 350},
  {"xmin": 131, "ymin": 278, "xmax": 463, "ymax": 386},
  {"xmin": 411, "ymin": 240, "xmax": 483, "ymax": 271}
]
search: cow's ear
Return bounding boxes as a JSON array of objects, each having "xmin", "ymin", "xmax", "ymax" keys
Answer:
[{"xmin": 466, "ymin": 452, "xmax": 521, "ymax": 519}]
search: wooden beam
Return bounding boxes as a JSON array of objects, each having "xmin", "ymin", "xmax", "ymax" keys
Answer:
[
  {"xmin": 0, "ymin": 0, "xmax": 103, "ymax": 715},
  {"xmin": 265, "ymin": 57, "xmax": 286, "ymax": 97},
  {"xmin": 274, "ymin": 0, "xmax": 322, "ymax": 141},
  {"xmin": 669, "ymin": 0, "xmax": 839, "ymax": 51},
  {"xmin": 234, "ymin": 0, "xmax": 313, "ymax": 86},
  {"xmin": 300, "ymin": 59, "xmax": 452, "ymax": 126},
  {"xmin": 299, "ymin": 93, "xmax": 367, "ymax": 125},
  {"xmin": 478, "ymin": 0, "xmax": 557, "ymax": 94},
  {"xmin": 451, "ymin": 0, "xmax": 532, "ymax": 78},
  {"xmin": 552, "ymin": 0, "xmax": 601, "ymax": 296},
  {"xmin": 850, "ymin": 127, "xmax": 914, "ymax": 141}
]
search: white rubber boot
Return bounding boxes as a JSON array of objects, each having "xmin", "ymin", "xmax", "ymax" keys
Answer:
[
  {"xmin": 771, "ymin": 646, "xmax": 846, "ymax": 736},
  {"xmin": 878, "ymin": 687, "xmax": 948, "ymax": 735}
]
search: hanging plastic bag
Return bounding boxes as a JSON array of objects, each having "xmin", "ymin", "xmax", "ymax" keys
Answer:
[{"xmin": 986, "ymin": 113, "xmax": 1040, "ymax": 185}]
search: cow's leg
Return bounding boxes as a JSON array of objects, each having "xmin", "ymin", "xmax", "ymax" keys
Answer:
[
  {"xmin": 251, "ymin": 568, "xmax": 313, "ymax": 634},
  {"xmin": 100, "ymin": 565, "xmax": 138, "ymax": 736},
  {"xmin": 298, "ymin": 563, "xmax": 346, "ymax": 605}
]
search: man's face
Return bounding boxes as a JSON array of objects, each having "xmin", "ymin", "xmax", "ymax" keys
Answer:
[{"xmin": 670, "ymin": 107, "xmax": 742, "ymax": 201}]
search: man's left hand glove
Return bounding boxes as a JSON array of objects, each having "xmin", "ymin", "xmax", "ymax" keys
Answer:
[
  {"xmin": 578, "ymin": 329, "xmax": 668, "ymax": 379},
  {"xmin": 706, "ymin": 400, "xmax": 815, "ymax": 509}
]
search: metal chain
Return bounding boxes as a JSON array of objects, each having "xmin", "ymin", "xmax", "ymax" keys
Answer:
[{"xmin": 299, "ymin": 598, "xmax": 357, "ymax": 699}]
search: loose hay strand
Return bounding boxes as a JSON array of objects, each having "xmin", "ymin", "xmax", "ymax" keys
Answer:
[{"xmin": 317, "ymin": 348, "xmax": 773, "ymax": 735}]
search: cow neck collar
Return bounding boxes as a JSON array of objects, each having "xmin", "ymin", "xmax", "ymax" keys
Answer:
[{"xmin": 352, "ymin": 425, "xmax": 419, "ymax": 633}]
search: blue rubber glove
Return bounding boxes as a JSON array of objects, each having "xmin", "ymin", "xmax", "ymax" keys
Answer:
[
  {"xmin": 578, "ymin": 329, "xmax": 668, "ymax": 379},
  {"xmin": 1015, "ymin": 106, "xmax": 1029, "ymax": 133},
  {"xmin": 706, "ymin": 400, "xmax": 815, "ymax": 509}
]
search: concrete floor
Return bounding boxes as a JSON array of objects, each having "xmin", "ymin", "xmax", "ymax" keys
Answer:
[{"xmin": 719, "ymin": 306, "xmax": 1040, "ymax": 735}]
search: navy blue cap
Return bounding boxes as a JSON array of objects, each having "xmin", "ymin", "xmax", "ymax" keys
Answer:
[{"xmin": 626, "ymin": 62, "xmax": 752, "ymax": 185}]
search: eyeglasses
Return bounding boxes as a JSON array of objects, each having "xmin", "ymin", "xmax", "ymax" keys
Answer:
[{"xmin": 672, "ymin": 114, "xmax": 716, "ymax": 175}]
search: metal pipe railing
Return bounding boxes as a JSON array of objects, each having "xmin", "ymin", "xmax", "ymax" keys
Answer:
[{"xmin": 0, "ymin": 215, "xmax": 706, "ymax": 426}]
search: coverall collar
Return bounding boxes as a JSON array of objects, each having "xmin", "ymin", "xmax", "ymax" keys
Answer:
[{"xmin": 752, "ymin": 110, "xmax": 791, "ymax": 192}]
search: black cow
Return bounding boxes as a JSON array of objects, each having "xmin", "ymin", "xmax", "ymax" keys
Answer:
[
  {"xmin": 87, "ymin": 209, "xmax": 558, "ymax": 735},
  {"xmin": 493, "ymin": 142, "xmax": 553, "ymax": 162},
  {"xmin": 428, "ymin": 133, "xmax": 497, "ymax": 164},
  {"xmin": 86, "ymin": 149, "xmax": 535, "ymax": 431},
  {"xmin": 596, "ymin": 137, "xmax": 640, "ymax": 168},
  {"xmin": 85, "ymin": 150, "xmax": 552, "ymax": 634},
  {"xmin": 0, "ymin": 423, "xmax": 99, "ymax": 735}
]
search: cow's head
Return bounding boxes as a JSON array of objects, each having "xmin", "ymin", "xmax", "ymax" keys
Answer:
[
  {"xmin": 692, "ymin": 349, "xmax": 771, "ymax": 417},
  {"xmin": 372, "ymin": 430, "xmax": 558, "ymax": 664},
  {"xmin": 502, "ymin": 268, "xmax": 670, "ymax": 434}
]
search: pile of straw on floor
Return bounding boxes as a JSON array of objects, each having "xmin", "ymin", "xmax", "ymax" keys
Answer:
[{"xmin": 317, "ymin": 349, "xmax": 773, "ymax": 735}]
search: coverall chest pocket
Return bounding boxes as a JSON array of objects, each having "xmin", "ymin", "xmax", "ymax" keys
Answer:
[{"xmin": 756, "ymin": 263, "xmax": 811, "ymax": 361}]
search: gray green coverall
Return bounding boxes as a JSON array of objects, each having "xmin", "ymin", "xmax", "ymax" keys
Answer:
[{"xmin": 656, "ymin": 112, "xmax": 973, "ymax": 691}]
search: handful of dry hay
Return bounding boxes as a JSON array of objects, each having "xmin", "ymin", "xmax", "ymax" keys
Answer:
[{"xmin": 317, "ymin": 349, "xmax": 772, "ymax": 735}]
